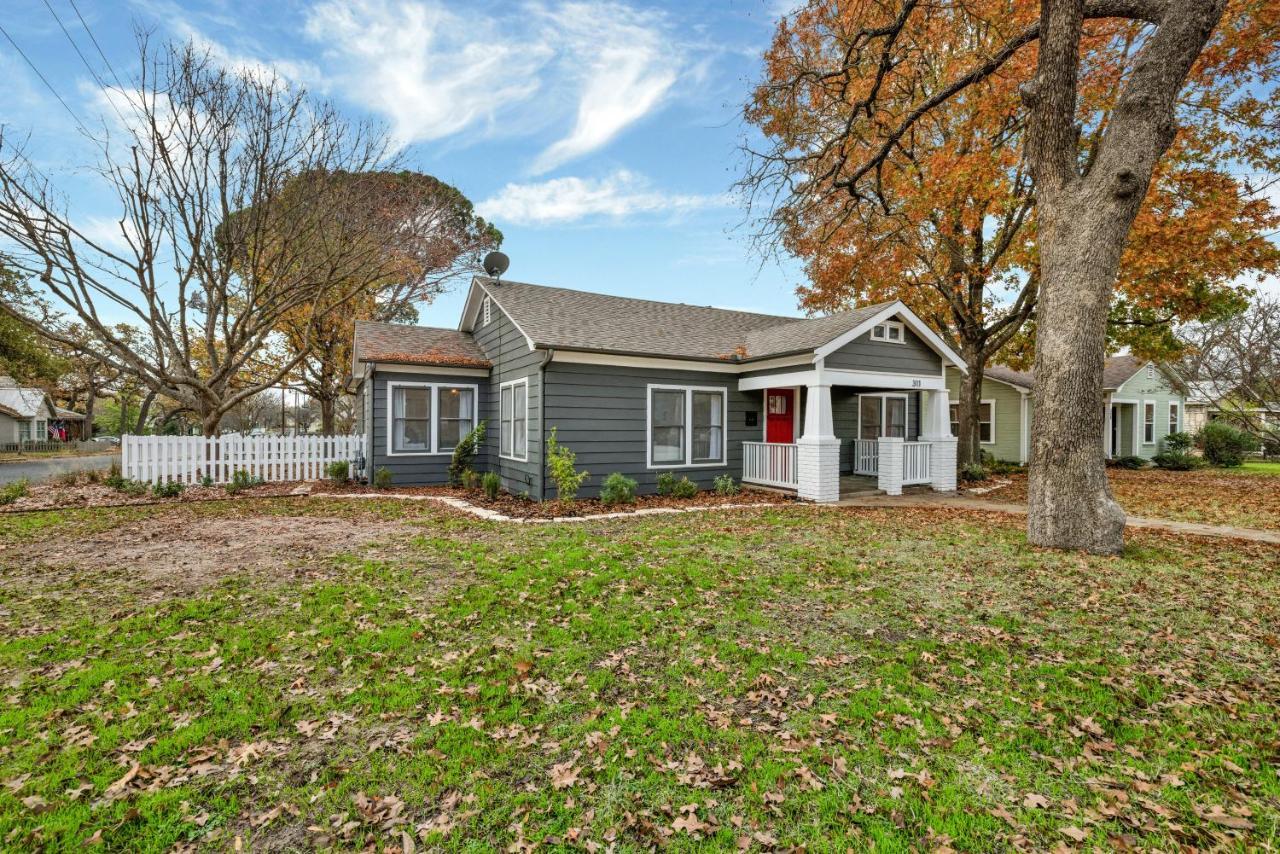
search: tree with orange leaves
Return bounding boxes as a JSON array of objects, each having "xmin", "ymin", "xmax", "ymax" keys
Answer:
[
  {"xmin": 742, "ymin": 0, "xmax": 1279, "ymax": 552},
  {"xmin": 744, "ymin": 0, "xmax": 1278, "ymax": 469}
]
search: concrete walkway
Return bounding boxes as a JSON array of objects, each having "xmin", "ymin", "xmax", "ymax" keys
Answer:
[{"xmin": 838, "ymin": 492, "xmax": 1280, "ymax": 545}]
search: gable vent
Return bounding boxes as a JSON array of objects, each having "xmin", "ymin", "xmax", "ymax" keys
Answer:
[{"xmin": 483, "ymin": 296, "xmax": 492, "ymax": 326}]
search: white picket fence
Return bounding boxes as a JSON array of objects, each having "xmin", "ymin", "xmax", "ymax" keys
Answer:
[{"xmin": 121, "ymin": 434, "xmax": 364, "ymax": 485}]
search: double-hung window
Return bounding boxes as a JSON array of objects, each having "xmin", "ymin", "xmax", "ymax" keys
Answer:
[
  {"xmin": 389, "ymin": 382, "xmax": 477, "ymax": 455},
  {"xmin": 648, "ymin": 385, "xmax": 727, "ymax": 467},
  {"xmin": 1168, "ymin": 402, "xmax": 1180, "ymax": 434},
  {"xmin": 1143, "ymin": 401, "xmax": 1156, "ymax": 444},
  {"xmin": 500, "ymin": 379, "xmax": 528, "ymax": 460},
  {"xmin": 948, "ymin": 401, "xmax": 994, "ymax": 442}
]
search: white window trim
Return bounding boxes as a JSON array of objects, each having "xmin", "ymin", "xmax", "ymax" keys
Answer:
[
  {"xmin": 946, "ymin": 399, "xmax": 996, "ymax": 444},
  {"xmin": 499, "ymin": 378, "xmax": 530, "ymax": 462},
  {"xmin": 646, "ymin": 384, "xmax": 728, "ymax": 469},
  {"xmin": 1168, "ymin": 401, "xmax": 1180, "ymax": 434},
  {"xmin": 870, "ymin": 320, "xmax": 905, "ymax": 344},
  {"xmin": 385, "ymin": 380, "xmax": 480, "ymax": 457},
  {"xmin": 1142, "ymin": 399, "xmax": 1156, "ymax": 445},
  {"xmin": 859, "ymin": 392, "xmax": 911, "ymax": 439}
]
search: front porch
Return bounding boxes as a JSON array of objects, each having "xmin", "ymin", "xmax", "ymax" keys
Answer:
[{"xmin": 738, "ymin": 368, "xmax": 958, "ymax": 502}]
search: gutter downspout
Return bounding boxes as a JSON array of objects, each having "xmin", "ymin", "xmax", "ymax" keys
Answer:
[{"xmin": 538, "ymin": 348, "xmax": 554, "ymax": 501}]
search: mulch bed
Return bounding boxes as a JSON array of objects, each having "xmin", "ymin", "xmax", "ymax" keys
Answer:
[{"xmin": 308, "ymin": 482, "xmax": 795, "ymax": 519}]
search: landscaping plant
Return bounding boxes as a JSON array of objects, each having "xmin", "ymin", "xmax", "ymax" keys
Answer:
[
  {"xmin": 481, "ymin": 471, "xmax": 500, "ymax": 500},
  {"xmin": 1198, "ymin": 422, "xmax": 1260, "ymax": 467},
  {"xmin": 713, "ymin": 474, "xmax": 740, "ymax": 496},
  {"xmin": 671, "ymin": 476, "xmax": 698, "ymax": 499},
  {"xmin": 325, "ymin": 460, "xmax": 350, "ymax": 484},
  {"xmin": 460, "ymin": 469, "xmax": 481, "ymax": 490},
  {"xmin": 225, "ymin": 469, "xmax": 265, "ymax": 495},
  {"xmin": 656, "ymin": 471, "xmax": 678, "ymax": 496},
  {"xmin": 449, "ymin": 421, "xmax": 486, "ymax": 486},
  {"xmin": 373, "ymin": 467, "xmax": 394, "ymax": 490},
  {"xmin": 1109, "ymin": 455, "xmax": 1147, "ymax": 470},
  {"xmin": 0, "ymin": 478, "xmax": 27, "ymax": 505},
  {"xmin": 959, "ymin": 462, "xmax": 989, "ymax": 482},
  {"xmin": 600, "ymin": 472, "xmax": 638, "ymax": 505},
  {"xmin": 545, "ymin": 428, "xmax": 589, "ymax": 502},
  {"xmin": 151, "ymin": 479, "xmax": 184, "ymax": 498}
]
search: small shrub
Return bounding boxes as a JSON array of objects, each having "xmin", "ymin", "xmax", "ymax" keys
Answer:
[
  {"xmin": 55, "ymin": 469, "xmax": 80, "ymax": 487},
  {"xmin": 1109, "ymin": 455, "xmax": 1147, "ymax": 470},
  {"xmin": 656, "ymin": 471, "xmax": 678, "ymax": 496},
  {"xmin": 200, "ymin": 474, "xmax": 213, "ymax": 488},
  {"xmin": 712, "ymin": 474, "xmax": 740, "ymax": 496},
  {"xmin": 1152, "ymin": 451, "xmax": 1206, "ymax": 471},
  {"xmin": 118, "ymin": 479, "xmax": 147, "ymax": 497},
  {"xmin": 670, "ymin": 476, "xmax": 698, "ymax": 499},
  {"xmin": 1162, "ymin": 431, "xmax": 1193, "ymax": 454},
  {"xmin": 0, "ymin": 478, "xmax": 28, "ymax": 505},
  {"xmin": 326, "ymin": 460, "xmax": 350, "ymax": 483},
  {"xmin": 1198, "ymin": 421, "xmax": 1260, "ymax": 467},
  {"xmin": 480, "ymin": 471, "xmax": 501, "ymax": 499},
  {"xmin": 152, "ymin": 479, "xmax": 184, "ymax": 498},
  {"xmin": 373, "ymin": 467, "xmax": 393, "ymax": 490},
  {"xmin": 84, "ymin": 468, "xmax": 101, "ymax": 484},
  {"xmin": 959, "ymin": 462, "xmax": 990, "ymax": 482},
  {"xmin": 225, "ymin": 469, "xmax": 264, "ymax": 495},
  {"xmin": 460, "ymin": 469, "xmax": 481, "ymax": 490},
  {"xmin": 545, "ymin": 428, "xmax": 589, "ymax": 502},
  {"xmin": 986, "ymin": 458, "xmax": 1022, "ymax": 476},
  {"xmin": 601, "ymin": 472, "xmax": 638, "ymax": 505},
  {"xmin": 449, "ymin": 421, "xmax": 486, "ymax": 486}
]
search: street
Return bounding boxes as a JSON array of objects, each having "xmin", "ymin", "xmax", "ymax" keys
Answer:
[{"xmin": 0, "ymin": 453, "xmax": 117, "ymax": 485}]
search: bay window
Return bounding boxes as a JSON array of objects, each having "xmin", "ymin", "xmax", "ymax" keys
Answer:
[{"xmin": 648, "ymin": 385, "xmax": 727, "ymax": 467}]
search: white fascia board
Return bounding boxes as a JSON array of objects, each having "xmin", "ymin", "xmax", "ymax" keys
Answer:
[
  {"xmin": 459, "ymin": 279, "xmax": 537, "ymax": 351},
  {"xmin": 813, "ymin": 301, "xmax": 967, "ymax": 372},
  {"xmin": 372, "ymin": 362, "xmax": 490, "ymax": 378}
]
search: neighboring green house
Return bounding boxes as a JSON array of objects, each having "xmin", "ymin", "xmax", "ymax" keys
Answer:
[{"xmin": 944, "ymin": 355, "xmax": 1186, "ymax": 463}]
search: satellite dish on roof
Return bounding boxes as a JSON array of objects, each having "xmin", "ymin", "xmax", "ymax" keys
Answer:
[{"xmin": 483, "ymin": 251, "xmax": 510, "ymax": 279}]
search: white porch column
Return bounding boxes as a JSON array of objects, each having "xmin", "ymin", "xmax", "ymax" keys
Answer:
[
  {"xmin": 796, "ymin": 379, "xmax": 840, "ymax": 503},
  {"xmin": 921, "ymin": 388, "xmax": 958, "ymax": 493},
  {"xmin": 877, "ymin": 436, "xmax": 904, "ymax": 495}
]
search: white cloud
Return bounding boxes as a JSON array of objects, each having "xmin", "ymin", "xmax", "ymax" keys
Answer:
[
  {"xmin": 304, "ymin": 0, "xmax": 550, "ymax": 147},
  {"xmin": 301, "ymin": 0, "xmax": 684, "ymax": 167},
  {"xmin": 528, "ymin": 3, "xmax": 681, "ymax": 174},
  {"xmin": 477, "ymin": 169, "xmax": 728, "ymax": 225}
]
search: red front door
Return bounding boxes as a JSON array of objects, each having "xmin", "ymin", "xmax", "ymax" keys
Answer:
[{"xmin": 766, "ymin": 389, "xmax": 795, "ymax": 444}]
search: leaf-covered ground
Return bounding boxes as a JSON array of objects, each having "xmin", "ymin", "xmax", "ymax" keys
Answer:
[
  {"xmin": 971, "ymin": 468, "xmax": 1280, "ymax": 530},
  {"xmin": 1, "ymin": 498, "xmax": 1277, "ymax": 851}
]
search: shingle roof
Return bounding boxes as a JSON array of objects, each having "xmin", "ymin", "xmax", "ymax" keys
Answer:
[
  {"xmin": 479, "ymin": 278, "xmax": 896, "ymax": 362},
  {"xmin": 983, "ymin": 365, "xmax": 1034, "ymax": 390},
  {"xmin": 0, "ymin": 382, "xmax": 54, "ymax": 419},
  {"xmin": 977, "ymin": 356, "xmax": 1154, "ymax": 392},
  {"xmin": 353, "ymin": 320, "xmax": 491, "ymax": 369}
]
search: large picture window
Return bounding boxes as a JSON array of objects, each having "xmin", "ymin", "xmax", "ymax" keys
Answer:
[
  {"xmin": 648, "ymin": 386, "xmax": 726, "ymax": 467},
  {"xmin": 500, "ymin": 379, "xmax": 529, "ymax": 461},
  {"xmin": 388, "ymin": 382, "xmax": 478, "ymax": 455}
]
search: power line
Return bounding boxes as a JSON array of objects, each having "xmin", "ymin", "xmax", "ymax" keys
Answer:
[
  {"xmin": 39, "ymin": 0, "xmax": 132, "ymax": 130},
  {"xmin": 67, "ymin": 0, "xmax": 128, "ymax": 95},
  {"xmin": 0, "ymin": 21, "xmax": 92, "ymax": 136}
]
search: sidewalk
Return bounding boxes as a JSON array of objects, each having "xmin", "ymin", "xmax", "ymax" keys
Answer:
[{"xmin": 837, "ymin": 492, "xmax": 1280, "ymax": 545}]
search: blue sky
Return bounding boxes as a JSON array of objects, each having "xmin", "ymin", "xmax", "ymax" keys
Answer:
[{"xmin": 1, "ymin": 0, "xmax": 811, "ymax": 327}]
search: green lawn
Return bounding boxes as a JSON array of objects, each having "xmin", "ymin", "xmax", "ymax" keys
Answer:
[
  {"xmin": 1, "ymin": 499, "xmax": 1276, "ymax": 850},
  {"xmin": 1238, "ymin": 460, "xmax": 1280, "ymax": 476}
]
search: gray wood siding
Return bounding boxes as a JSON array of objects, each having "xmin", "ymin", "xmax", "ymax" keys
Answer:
[
  {"xmin": 370, "ymin": 370, "xmax": 490, "ymax": 486},
  {"xmin": 542, "ymin": 362, "xmax": 754, "ymax": 498},
  {"xmin": 825, "ymin": 326, "xmax": 940, "ymax": 375},
  {"xmin": 470, "ymin": 298, "xmax": 543, "ymax": 497}
]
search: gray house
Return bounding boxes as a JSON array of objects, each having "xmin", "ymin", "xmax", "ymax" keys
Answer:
[{"xmin": 349, "ymin": 278, "xmax": 967, "ymax": 501}]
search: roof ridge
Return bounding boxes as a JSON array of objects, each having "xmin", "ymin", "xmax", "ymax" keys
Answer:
[{"xmin": 478, "ymin": 277, "xmax": 802, "ymax": 322}]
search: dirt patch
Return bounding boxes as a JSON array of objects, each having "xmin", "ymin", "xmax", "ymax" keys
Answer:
[
  {"xmin": 2, "ymin": 512, "xmax": 426, "ymax": 607},
  {"xmin": 0, "ymin": 477, "xmax": 299, "ymax": 513}
]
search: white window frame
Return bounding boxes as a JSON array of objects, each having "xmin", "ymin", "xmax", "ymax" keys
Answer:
[
  {"xmin": 386, "ymin": 380, "xmax": 479, "ymax": 457},
  {"xmin": 499, "ymin": 378, "xmax": 529, "ymax": 462},
  {"xmin": 482, "ymin": 295, "xmax": 492, "ymax": 326},
  {"xmin": 860, "ymin": 392, "xmax": 910, "ymax": 439},
  {"xmin": 1146, "ymin": 364, "xmax": 1155, "ymax": 379},
  {"xmin": 646, "ymin": 384, "xmax": 728, "ymax": 469},
  {"xmin": 870, "ymin": 320, "xmax": 905, "ymax": 344},
  {"xmin": 1143, "ymin": 400, "xmax": 1156, "ymax": 444},
  {"xmin": 947, "ymin": 399, "xmax": 995, "ymax": 443},
  {"xmin": 1168, "ymin": 401, "xmax": 1180, "ymax": 434}
]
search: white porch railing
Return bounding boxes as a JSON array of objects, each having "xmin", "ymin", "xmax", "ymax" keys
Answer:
[
  {"xmin": 122, "ymin": 433, "xmax": 364, "ymax": 485},
  {"xmin": 853, "ymin": 438, "xmax": 878, "ymax": 475},
  {"xmin": 902, "ymin": 441, "xmax": 932, "ymax": 485},
  {"xmin": 742, "ymin": 441, "xmax": 799, "ymax": 489}
]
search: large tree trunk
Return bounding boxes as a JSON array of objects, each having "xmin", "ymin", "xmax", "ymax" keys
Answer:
[
  {"xmin": 84, "ymin": 387, "xmax": 96, "ymax": 439},
  {"xmin": 957, "ymin": 356, "xmax": 986, "ymax": 467},
  {"xmin": 134, "ymin": 390, "xmax": 157, "ymax": 435},
  {"xmin": 1027, "ymin": 196, "xmax": 1127, "ymax": 553},
  {"xmin": 320, "ymin": 396, "xmax": 336, "ymax": 435}
]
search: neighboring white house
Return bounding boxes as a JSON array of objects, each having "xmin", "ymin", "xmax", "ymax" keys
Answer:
[
  {"xmin": 1185, "ymin": 378, "xmax": 1280, "ymax": 436},
  {"xmin": 0, "ymin": 375, "xmax": 86, "ymax": 446}
]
